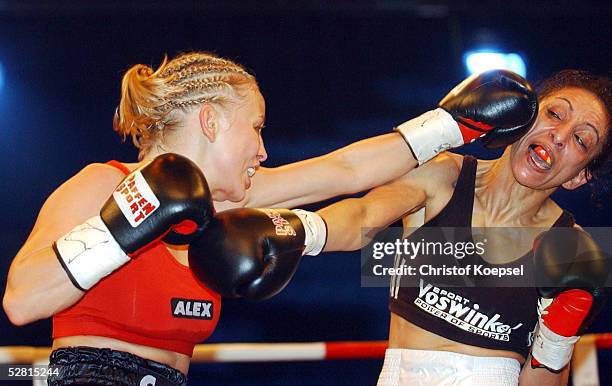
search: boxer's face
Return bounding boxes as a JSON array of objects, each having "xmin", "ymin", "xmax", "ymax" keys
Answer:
[
  {"xmin": 510, "ymin": 87, "xmax": 608, "ymax": 190},
  {"xmin": 208, "ymin": 88, "xmax": 267, "ymax": 201}
]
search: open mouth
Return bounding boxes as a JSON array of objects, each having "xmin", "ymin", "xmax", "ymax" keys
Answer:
[
  {"xmin": 528, "ymin": 144, "xmax": 552, "ymax": 170},
  {"xmin": 247, "ymin": 167, "xmax": 256, "ymax": 177}
]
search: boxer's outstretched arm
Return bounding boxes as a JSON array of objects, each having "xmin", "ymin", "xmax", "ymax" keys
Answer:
[
  {"xmin": 316, "ymin": 153, "xmax": 459, "ymax": 252},
  {"xmin": 245, "ymin": 133, "xmax": 416, "ymax": 209},
  {"xmin": 318, "ymin": 177, "xmax": 426, "ymax": 252},
  {"xmin": 3, "ymin": 164, "xmax": 126, "ymax": 325}
]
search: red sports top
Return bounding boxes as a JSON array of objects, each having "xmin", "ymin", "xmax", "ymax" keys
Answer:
[{"xmin": 53, "ymin": 161, "xmax": 221, "ymax": 356}]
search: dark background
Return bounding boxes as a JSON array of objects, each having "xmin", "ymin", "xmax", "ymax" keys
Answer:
[{"xmin": 0, "ymin": 1, "xmax": 611, "ymax": 385}]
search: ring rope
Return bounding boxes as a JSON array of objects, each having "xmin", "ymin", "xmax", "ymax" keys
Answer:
[
  {"xmin": 0, "ymin": 334, "xmax": 610, "ymax": 364},
  {"xmin": 0, "ymin": 341, "xmax": 388, "ymax": 364}
]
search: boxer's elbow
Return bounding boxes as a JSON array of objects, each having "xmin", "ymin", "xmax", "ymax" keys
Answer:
[
  {"xmin": 3, "ymin": 289, "xmax": 34, "ymax": 326},
  {"xmin": 4, "ymin": 283, "xmax": 72, "ymax": 326},
  {"xmin": 2, "ymin": 280, "xmax": 50, "ymax": 326}
]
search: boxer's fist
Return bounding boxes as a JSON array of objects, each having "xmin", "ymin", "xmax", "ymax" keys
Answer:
[
  {"xmin": 396, "ymin": 69, "xmax": 537, "ymax": 164},
  {"xmin": 439, "ymin": 69, "xmax": 537, "ymax": 148},
  {"xmin": 101, "ymin": 153, "xmax": 213, "ymax": 251},
  {"xmin": 55, "ymin": 153, "xmax": 213, "ymax": 290},
  {"xmin": 531, "ymin": 228, "xmax": 610, "ymax": 372},
  {"xmin": 188, "ymin": 208, "xmax": 327, "ymax": 301}
]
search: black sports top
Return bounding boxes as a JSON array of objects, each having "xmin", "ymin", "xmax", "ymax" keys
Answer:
[{"xmin": 388, "ymin": 155, "xmax": 575, "ymax": 358}]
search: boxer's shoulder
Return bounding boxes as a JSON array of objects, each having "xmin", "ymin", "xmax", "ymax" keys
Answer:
[
  {"xmin": 37, "ymin": 164, "xmax": 127, "ymax": 231},
  {"xmin": 63, "ymin": 163, "xmax": 127, "ymax": 193},
  {"xmin": 21, "ymin": 164, "xmax": 128, "ymax": 253},
  {"xmin": 406, "ymin": 152, "xmax": 461, "ymax": 193}
]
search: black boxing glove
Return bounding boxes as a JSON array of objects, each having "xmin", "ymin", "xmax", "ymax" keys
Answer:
[
  {"xmin": 188, "ymin": 208, "xmax": 327, "ymax": 301},
  {"xmin": 54, "ymin": 153, "xmax": 213, "ymax": 290},
  {"xmin": 531, "ymin": 228, "xmax": 610, "ymax": 372},
  {"xmin": 395, "ymin": 69, "xmax": 537, "ymax": 164}
]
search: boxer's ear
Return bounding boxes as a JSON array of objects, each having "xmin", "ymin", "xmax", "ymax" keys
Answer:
[
  {"xmin": 562, "ymin": 169, "xmax": 590, "ymax": 190},
  {"xmin": 199, "ymin": 104, "xmax": 217, "ymax": 143}
]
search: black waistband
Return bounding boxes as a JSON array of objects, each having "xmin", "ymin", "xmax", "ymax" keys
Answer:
[{"xmin": 48, "ymin": 346, "xmax": 187, "ymax": 385}]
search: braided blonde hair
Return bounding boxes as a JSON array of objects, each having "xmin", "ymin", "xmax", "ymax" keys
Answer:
[{"xmin": 113, "ymin": 52, "xmax": 258, "ymax": 159}]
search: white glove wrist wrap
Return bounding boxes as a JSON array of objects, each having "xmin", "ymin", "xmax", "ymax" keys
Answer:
[
  {"xmin": 394, "ymin": 108, "xmax": 462, "ymax": 164},
  {"xmin": 293, "ymin": 210, "xmax": 327, "ymax": 256},
  {"xmin": 532, "ymin": 321, "xmax": 580, "ymax": 371},
  {"xmin": 54, "ymin": 215, "xmax": 130, "ymax": 291}
]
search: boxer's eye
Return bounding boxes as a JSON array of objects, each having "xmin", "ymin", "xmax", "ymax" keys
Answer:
[
  {"xmin": 575, "ymin": 134, "xmax": 586, "ymax": 149},
  {"xmin": 548, "ymin": 109, "xmax": 561, "ymax": 120}
]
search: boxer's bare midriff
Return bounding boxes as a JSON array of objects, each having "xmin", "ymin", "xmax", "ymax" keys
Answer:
[
  {"xmin": 388, "ymin": 313, "xmax": 525, "ymax": 363},
  {"xmin": 53, "ymin": 336, "xmax": 190, "ymax": 374}
]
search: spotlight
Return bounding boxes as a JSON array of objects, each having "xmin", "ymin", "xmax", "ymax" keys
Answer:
[{"xmin": 464, "ymin": 51, "xmax": 527, "ymax": 77}]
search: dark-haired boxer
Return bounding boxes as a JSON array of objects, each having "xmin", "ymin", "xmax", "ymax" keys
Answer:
[
  {"xmin": 316, "ymin": 70, "xmax": 612, "ymax": 386},
  {"xmin": 4, "ymin": 51, "xmax": 534, "ymax": 385}
]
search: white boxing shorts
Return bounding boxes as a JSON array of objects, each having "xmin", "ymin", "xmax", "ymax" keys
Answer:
[{"xmin": 376, "ymin": 349, "xmax": 521, "ymax": 386}]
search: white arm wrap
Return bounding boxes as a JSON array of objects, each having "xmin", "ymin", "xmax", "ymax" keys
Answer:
[
  {"xmin": 293, "ymin": 210, "xmax": 327, "ymax": 256},
  {"xmin": 394, "ymin": 108, "xmax": 463, "ymax": 164},
  {"xmin": 54, "ymin": 216, "xmax": 130, "ymax": 291},
  {"xmin": 532, "ymin": 320, "xmax": 580, "ymax": 371}
]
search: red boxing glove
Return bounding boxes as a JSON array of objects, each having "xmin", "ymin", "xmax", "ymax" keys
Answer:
[
  {"xmin": 531, "ymin": 229, "xmax": 609, "ymax": 372},
  {"xmin": 531, "ymin": 289, "xmax": 592, "ymax": 371}
]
